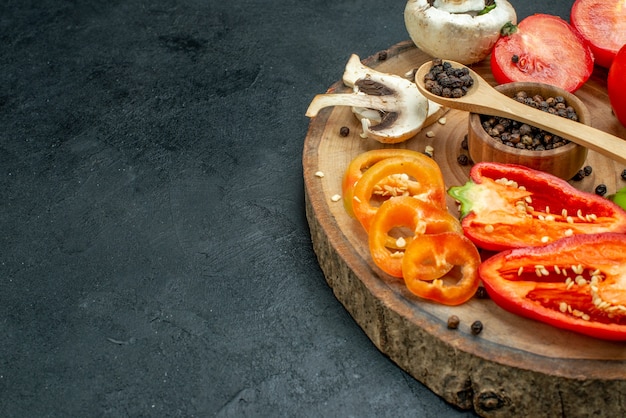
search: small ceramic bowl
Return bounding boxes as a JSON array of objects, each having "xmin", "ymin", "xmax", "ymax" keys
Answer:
[{"xmin": 468, "ymin": 82, "xmax": 590, "ymax": 180}]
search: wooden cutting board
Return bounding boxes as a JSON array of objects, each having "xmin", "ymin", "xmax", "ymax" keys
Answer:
[{"xmin": 302, "ymin": 40, "xmax": 626, "ymax": 418}]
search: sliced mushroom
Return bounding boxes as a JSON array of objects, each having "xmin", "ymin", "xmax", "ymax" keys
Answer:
[
  {"xmin": 342, "ymin": 54, "xmax": 448, "ymax": 134},
  {"xmin": 306, "ymin": 55, "xmax": 431, "ymax": 144}
]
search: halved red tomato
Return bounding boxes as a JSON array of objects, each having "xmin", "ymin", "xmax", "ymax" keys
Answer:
[
  {"xmin": 608, "ymin": 44, "xmax": 626, "ymax": 128},
  {"xmin": 570, "ymin": 0, "xmax": 626, "ymax": 69},
  {"xmin": 490, "ymin": 14, "xmax": 594, "ymax": 93}
]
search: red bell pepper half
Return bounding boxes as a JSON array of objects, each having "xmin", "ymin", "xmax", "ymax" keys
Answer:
[
  {"xmin": 480, "ymin": 232, "xmax": 626, "ymax": 341},
  {"xmin": 448, "ymin": 162, "xmax": 626, "ymax": 251}
]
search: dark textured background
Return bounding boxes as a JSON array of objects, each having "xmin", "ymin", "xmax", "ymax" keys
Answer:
[{"xmin": 1, "ymin": 1, "xmax": 573, "ymax": 416}]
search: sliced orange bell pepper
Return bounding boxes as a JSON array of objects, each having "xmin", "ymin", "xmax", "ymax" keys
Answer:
[
  {"xmin": 368, "ymin": 196, "xmax": 462, "ymax": 278},
  {"xmin": 342, "ymin": 149, "xmax": 442, "ymax": 217},
  {"xmin": 352, "ymin": 156, "xmax": 447, "ymax": 232},
  {"xmin": 402, "ymin": 232, "xmax": 481, "ymax": 306}
]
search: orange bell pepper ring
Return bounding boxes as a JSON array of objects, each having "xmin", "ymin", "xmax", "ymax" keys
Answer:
[
  {"xmin": 402, "ymin": 232, "xmax": 481, "ymax": 306},
  {"xmin": 342, "ymin": 149, "xmax": 443, "ymax": 218},
  {"xmin": 368, "ymin": 196, "xmax": 462, "ymax": 278},
  {"xmin": 352, "ymin": 156, "xmax": 447, "ymax": 232}
]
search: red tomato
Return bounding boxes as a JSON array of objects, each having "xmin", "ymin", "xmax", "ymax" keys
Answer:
[
  {"xmin": 490, "ymin": 14, "xmax": 594, "ymax": 93},
  {"xmin": 608, "ymin": 44, "xmax": 626, "ymax": 128},
  {"xmin": 570, "ymin": 0, "xmax": 626, "ymax": 69}
]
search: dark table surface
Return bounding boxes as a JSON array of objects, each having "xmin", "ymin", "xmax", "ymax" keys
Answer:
[{"xmin": 2, "ymin": 1, "xmax": 577, "ymax": 416}]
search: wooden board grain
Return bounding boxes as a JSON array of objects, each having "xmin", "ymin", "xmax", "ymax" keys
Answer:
[{"xmin": 302, "ymin": 40, "xmax": 626, "ymax": 417}]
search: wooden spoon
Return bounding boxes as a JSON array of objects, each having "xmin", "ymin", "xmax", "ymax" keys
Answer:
[{"xmin": 414, "ymin": 60, "xmax": 626, "ymax": 166}]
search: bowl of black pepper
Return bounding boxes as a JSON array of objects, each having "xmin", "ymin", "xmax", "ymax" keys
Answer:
[{"xmin": 467, "ymin": 82, "xmax": 590, "ymax": 180}]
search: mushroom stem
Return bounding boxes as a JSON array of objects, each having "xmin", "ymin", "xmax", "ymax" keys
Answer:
[{"xmin": 305, "ymin": 93, "xmax": 397, "ymax": 118}]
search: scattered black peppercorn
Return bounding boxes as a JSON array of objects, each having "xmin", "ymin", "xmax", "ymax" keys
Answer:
[
  {"xmin": 571, "ymin": 170, "xmax": 585, "ymax": 181},
  {"xmin": 471, "ymin": 320, "xmax": 483, "ymax": 335},
  {"xmin": 378, "ymin": 50, "xmax": 388, "ymax": 61},
  {"xmin": 339, "ymin": 126, "xmax": 350, "ymax": 137},
  {"xmin": 583, "ymin": 165, "xmax": 593, "ymax": 176},
  {"xmin": 511, "ymin": 54, "xmax": 519, "ymax": 63},
  {"xmin": 621, "ymin": 169, "xmax": 626, "ymax": 181},
  {"xmin": 461, "ymin": 136, "xmax": 469, "ymax": 150},
  {"xmin": 595, "ymin": 184, "xmax": 607, "ymax": 196},
  {"xmin": 475, "ymin": 287, "xmax": 489, "ymax": 299},
  {"xmin": 457, "ymin": 154, "xmax": 469, "ymax": 166},
  {"xmin": 447, "ymin": 315, "xmax": 460, "ymax": 330}
]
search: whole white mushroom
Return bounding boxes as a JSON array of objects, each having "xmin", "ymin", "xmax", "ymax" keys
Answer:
[{"xmin": 405, "ymin": 0, "xmax": 517, "ymax": 64}]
